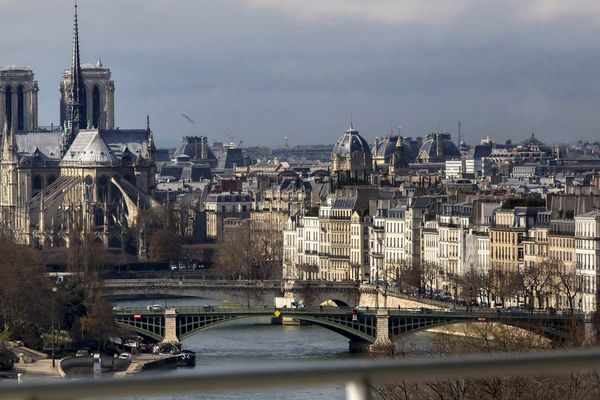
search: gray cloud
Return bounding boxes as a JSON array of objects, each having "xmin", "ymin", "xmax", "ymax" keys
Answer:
[{"xmin": 1, "ymin": 0, "xmax": 599, "ymax": 147}]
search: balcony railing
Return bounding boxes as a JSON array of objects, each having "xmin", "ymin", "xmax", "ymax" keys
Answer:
[{"xmin": 3, "ymin": 348, "xmax": 600, "ymax": 400}]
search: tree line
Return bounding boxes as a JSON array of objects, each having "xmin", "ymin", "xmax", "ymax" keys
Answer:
[{"xmin": 384, "ymin": 258, "xmax": 583, "ymax": 312}]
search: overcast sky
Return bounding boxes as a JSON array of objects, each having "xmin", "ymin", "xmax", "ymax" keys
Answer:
[{"xmin": 2, "ymin": 0, "xmax": 600, "ymax": 148}]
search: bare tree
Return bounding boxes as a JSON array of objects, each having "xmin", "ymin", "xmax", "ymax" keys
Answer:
[
  {"xmin": 549, "ymin": 259, "xmax": 583, "ymax": 313},
  {"xmin": 149, "ymin": 228, "xmax": 183, "ymax": 262},
  {"xmin": 374, "ymin": 320, "xmax": 591, "ymax": 400},
  {"xmin": 521, "ymin": 259, "xmax": 554, "ymax": 309},
  {"xmin": 216, "ymin": 220, "xmax": 282, "ymax": 281},
  {"xmin": 421, "ymin": 262, "xmax": 440, "ymax": 297}
]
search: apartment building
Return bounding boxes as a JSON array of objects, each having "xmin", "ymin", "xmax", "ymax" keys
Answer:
[
  {"xmin": 205, "ymin": 192, "xmax": 252, "ymax": 241},
  {"xmin": 383, "ymin": 207, "xmax": 406, "ymax": 271},
  {"xmin": 575, "ymin": 210, "xmax": 600, "ymax": 312}
]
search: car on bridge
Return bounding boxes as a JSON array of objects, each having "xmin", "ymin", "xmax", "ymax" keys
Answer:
[
  {"xmin": 146, "ymin": 304, "xmax": 165, "ymax": 311},
  {"xmin": 291, "ymin": 301, "xmax": 304, "ymax": 309}
]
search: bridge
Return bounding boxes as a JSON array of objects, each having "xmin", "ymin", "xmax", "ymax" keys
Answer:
[
  {"xmin": 113, "ymin": 306, "xmax": 584, "ymax": 352},
  {"xmin": 103, "ymin": 278, "xmax": 431, "ymax": 309}
]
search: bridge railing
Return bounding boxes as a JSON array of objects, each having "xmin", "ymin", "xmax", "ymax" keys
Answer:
[
  {"xmin": 113, "ymin": 306, "xmax": 584, "ymax": 320},
  {"xmin": 3, "ymin": 348, "xmax": 600, "ymax": 400}
]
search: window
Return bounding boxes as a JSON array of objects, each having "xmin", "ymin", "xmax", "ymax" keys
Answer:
[{"xmin": 16, "ymin": 85, "xmax": 24, "ymax": 131}]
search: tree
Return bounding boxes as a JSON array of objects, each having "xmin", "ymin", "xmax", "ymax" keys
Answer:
[
  {"xmin": 149, "ymin": 228, "xmax": 182, "ymax": 262},
  {"xmin": 521, "ymin": 259, "xmax": 554, "ymax": 309},
  {"xmin": 79, "ymin": 292, "xmax": 122, "ymax": 351},
  {"xmin": 216, "ymin": 220, "xmax": 283, "ymax": 281},
  {"xmin": 386, "ymin": 260, "xmax": 418, "ymax": 294},
  {"xmin": 421, "ymin": 262, "xmax": 440, "ymax": 297},
  {"xmin": 0, "ymin": 234, "xmax": 50, "ymax": 338},
  {"xmin": 374, "ymin": 319, "xmax": 591, "ymax": 400},
  {"xmin": 67, "ymin": 231, "xmax": 106, "ymax": 292},
  {"xmin": 549, "ymin": 260, "xmax": 583, "ymax": 312}
]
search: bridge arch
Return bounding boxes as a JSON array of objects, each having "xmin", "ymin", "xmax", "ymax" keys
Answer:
[
  {"xmin": 319, "ymin": 299, "xmax": 350, "ymax": 307},
  {"xmin": 388, "ymin": 314, "xmax": 581, "ymax": 344},
  {"xmin": 177, "ymin": 313, "xmax": 375, "ymax": 343}
]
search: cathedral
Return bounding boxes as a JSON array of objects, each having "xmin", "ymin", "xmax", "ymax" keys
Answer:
[{"xmin": 0, "ymin": 4, "xmax": 156, "ymax": 250}]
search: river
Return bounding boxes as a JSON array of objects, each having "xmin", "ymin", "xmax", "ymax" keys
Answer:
[{"xmin": 114, "ymin": 297, "xmax": 434, "ymax": 400}]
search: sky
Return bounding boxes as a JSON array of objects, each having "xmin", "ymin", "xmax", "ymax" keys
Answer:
[{"xmin": 1, "ymin": 0, "xmax": 600, "ymax": 148}]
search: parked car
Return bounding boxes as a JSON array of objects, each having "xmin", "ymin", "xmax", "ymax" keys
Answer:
[
  {"xmin": 75, "ymin": 349, "xmax": 90, "ymax": 357},
  {"xmin": 118, "ymin": 352, "xmax": 132, "ymax": 361},
  {"xmin": 139, "ymin": 343, "xmax": 154, "ymax": 354}
]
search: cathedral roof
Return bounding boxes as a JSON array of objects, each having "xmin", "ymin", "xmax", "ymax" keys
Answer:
[
  {"xmin": 63, "ymin": 130, "xmax": 114, "ymax": 164},
  {"xmin": 61, "ymin": 129, "xmax": 152, "ymax": 165},
  {"xmin": 13, "ymin": 131, "xmax": 62, "ymax": 161}
]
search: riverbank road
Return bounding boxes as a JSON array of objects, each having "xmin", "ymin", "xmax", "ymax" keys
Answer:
[{"xmin": 14, "ymin": 359, "xmax": 62, "ymax": 381}]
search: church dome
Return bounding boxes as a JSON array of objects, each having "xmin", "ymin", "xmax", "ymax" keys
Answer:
[
  {"xmin": 373, "ymin": 136, "xmax": 419, "ymax": 160},
  {"xmin": 372, "ymin": 136, "xmax": 420, "ymax": 169},
  {"xmin": 331, "ymin": 124, "xmax": 372, "ymax": 184},
  {"xmin": 417, "ymin": 133, "xmax": 461, "ymax": 163},
  {"xmin": 332, "ymin": 125, "xmax": 371, "ymax": 159}
]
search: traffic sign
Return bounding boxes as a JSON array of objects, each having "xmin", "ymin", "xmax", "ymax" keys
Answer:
[{"xmin": 274, "ymin": 310, "xmax": 281, "ymax": 317}]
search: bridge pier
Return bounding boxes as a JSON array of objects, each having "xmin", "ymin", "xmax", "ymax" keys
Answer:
[
  {"xmin": 349, "ymin": 310, "xmax": 393, "ymax": 354},
  {"xmin": 162, "ymin": 309, "xmax": 180, "ymax": 344}
]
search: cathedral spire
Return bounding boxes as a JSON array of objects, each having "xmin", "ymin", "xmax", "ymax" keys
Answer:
[{"xmin": 62, "ymin": 1, "xmax": 84, "ymax": 155}]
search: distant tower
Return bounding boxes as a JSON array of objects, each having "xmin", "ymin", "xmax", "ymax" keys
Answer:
[
  {"xmin": 59, "ymin": 6, "xmax": 114, "ymax": 131},
  {"xmin": 458, "ymin": 121, "xmax": 462, "ymax": 144},
  {"xmin": 0, "ymin": 67, "xmax": 38, "ymax": 132}
]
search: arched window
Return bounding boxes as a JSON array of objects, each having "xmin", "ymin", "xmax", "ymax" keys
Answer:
[
  {"xmin": 47, "ymin": 175, "xmax": 56, "ymax": 185},
  {"xmin": 80, "ymin": 85, "xmax": 87, "ymax": 129},
  {"xmin": 4, "ymin": 86, "xmax": 11, "ymax": 131},
  {"xmin": 17, "ymin": 85, "xmax": 24, "ymax": 131},
  {"xmin": 32, "ymin": 175, "xmax": 42, "ymax": 190},
  {"xmin": 94, "ymin": 208, "xmax": 104, "ymax": 227},
  {"xmin": 92, "ymin": 85, "xmax": 100, "ymax": 128}
]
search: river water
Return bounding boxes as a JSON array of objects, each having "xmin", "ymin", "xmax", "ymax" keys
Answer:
[{"xmin": 114, "ymin": 297, "xmax": 434, "ymax": 400}]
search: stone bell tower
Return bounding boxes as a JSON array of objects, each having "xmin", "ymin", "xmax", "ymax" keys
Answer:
[{"xmin": 0, "ymin": 66, "xmax": 38, "ymax": 132}]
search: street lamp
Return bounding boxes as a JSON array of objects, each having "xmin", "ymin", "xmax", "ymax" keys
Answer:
[{"xmin": 51, "ymin": 286, "xmax": 57, "ymax": 368}]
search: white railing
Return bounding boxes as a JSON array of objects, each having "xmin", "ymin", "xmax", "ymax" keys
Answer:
[{"xmin": 3, "ymin": 348, "xmax": 600, "ymax": 400}]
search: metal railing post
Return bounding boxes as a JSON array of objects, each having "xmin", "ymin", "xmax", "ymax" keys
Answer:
[{"xmin": 346, "ymin": 379, "xmax": 371, "ymax": 400}]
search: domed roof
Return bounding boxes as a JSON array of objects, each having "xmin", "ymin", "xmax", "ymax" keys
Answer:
[
  {"xmin": 332, "ymin": 125, "xmax": 371, "ymax": 159},
  {"xmin": 417, "ymin": 133, "xmax": 461, "ymax": 163},
  {"xmin": 373, "ymin": 136, "xmax": 419, "ymax": 160}
]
